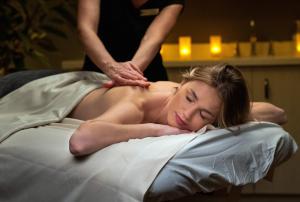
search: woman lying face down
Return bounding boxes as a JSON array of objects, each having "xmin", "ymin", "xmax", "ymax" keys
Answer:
[
  {"xmin": 69, "ymin": 64, "xmax": 286, "ymax": 156},
  {"xmin": 167, "ymin": 64, "xmax": 250, "ymax": 130}
]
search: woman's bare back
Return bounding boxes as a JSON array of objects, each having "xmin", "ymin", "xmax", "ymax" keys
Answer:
[{"xmin": 68, "ymin": 81, "xmax": 179, "ymax": 121}]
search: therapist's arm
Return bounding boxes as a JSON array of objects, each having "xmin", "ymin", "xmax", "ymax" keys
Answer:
[
  {"xmin": 131, "ymin": 4, "xmax": 183, "ymax": 71},
  {"xmin": 77, "ymin": 0, "xmax": 148, "ymax": 87}
]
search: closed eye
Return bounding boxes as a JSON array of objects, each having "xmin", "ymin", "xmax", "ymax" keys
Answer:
[
  {"xmin": 200, "ymin": 110, "xmax": 214, "ymax": 121},
  {"xmin": 186, "ymin": 90, "xmax": 196, "ymax": 103},
  {"xmin": 199, "ymin": 112, "xmax": 208, "ymax": 120},
  {"xmin": 186, "ymin": 95, "xmax": 193, "ymax": 102}
]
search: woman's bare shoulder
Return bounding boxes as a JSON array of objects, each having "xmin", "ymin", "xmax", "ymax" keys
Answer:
[{"xmin": 149, "ymin": 81, "xmax": 180, "ymax": 91}]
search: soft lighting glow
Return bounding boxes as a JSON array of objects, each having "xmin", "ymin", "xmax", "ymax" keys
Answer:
[
  {"xmin": 179, "ymin": 36, "xmax": 191, "ymax": 59},
  {"xmin": 210, "ymin": 35, "xmax": 222, "ymax": 56},
  {"xmin": 296, "ymin": 33, "xmax": 300, "ymax": 53}
]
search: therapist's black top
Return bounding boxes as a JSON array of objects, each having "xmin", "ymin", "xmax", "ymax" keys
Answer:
[{"xmin": 82, "ymin": 0, "xmax": 185, "ymax": 81}]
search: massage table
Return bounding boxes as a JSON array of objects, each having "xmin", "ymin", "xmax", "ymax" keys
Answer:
[{"xmin": 0, "ymin": 71, "xmax": 298, "ymax": 202}]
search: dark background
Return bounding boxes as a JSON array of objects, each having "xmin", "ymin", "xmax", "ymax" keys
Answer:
[
  {"xmin": 29, "ymin": 0, "xmax": 300, "ymax": 68},
  {"xmin": 166, "ymin": 0, "xmax": 300, "ymax": 43}
]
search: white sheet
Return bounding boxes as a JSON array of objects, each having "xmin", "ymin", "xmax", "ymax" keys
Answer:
[
  {"xmin": 0, "ymin": 72, "xmax": 298, "ymax": 202},
  {"xmin": 0, "ymin": 71, "xmax": 108, "ymax": 142},
  {"xmin": 1, "ymin": 119, "xmax": 297, "ymax": 202},
  {"xmin": 0, "ymin": 72, "xmax": 199, "ymax": 202},
  {"xmin": 0, "ymin": 118, "xmax": 199, "ymax": 202}
]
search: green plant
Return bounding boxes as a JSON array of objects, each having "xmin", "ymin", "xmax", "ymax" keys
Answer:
[{"xmin": 0, "ymin": 0, "xmax": 77, "ymax": 73}]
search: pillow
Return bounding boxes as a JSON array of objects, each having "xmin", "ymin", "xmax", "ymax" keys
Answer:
[{"xmin": 146, "ymin": 122, "xmax": 298, "ymax": 201}]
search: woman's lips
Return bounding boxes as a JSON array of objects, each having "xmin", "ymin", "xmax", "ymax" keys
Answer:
[{"xmin": 175, "ymin": 112, "xmax": 187, "ymax": 127}]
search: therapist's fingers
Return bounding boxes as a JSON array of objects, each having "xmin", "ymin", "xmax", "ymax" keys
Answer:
[
  {"xmin": 120, "ymin": 62, "xmax": 147, "ymax": 81},
  {"xmin": 103, "ymin": 76, "xmax": 150, "ymax": 88},
  {"xmin": 104, "ymin": 62, "xmax": 138, "ymax": 81},
  {"xmin": 110, "ymin": 65, "xmax": 141, "ymax": 81},
  {"xmin": 127, "ymin": 61, "xmax": 144, "ymax": 75},
  {"xmin": 102, "ymin": 61, "xmax": 150, "ymax": 87},
  {"xmin": 102, "ymin": 79, "xmax": 149, "ymax": 88},
  {"xmin": 102, "ymin": 80, "xmax": 115, "ymax": 88},
  {"xmin": 111, "ymin": 69, "xmax": 150, "ymax": 87},
  {"xmin": 109, "ymin": 73, "xmax": 150, "ymax": 87},
  {"xmin": 113, "ymin": 76, "xmax": 150, "ymax": 88}
]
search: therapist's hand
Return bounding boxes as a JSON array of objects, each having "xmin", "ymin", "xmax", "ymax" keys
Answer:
[{"xmin": 102, "ymin": 61, "xmax": 150, "ymax": 88}]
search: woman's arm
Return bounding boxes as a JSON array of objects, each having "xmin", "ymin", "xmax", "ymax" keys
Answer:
[
  {"xmin": 69, "ymin": 101, "xmax": 186, "ymax": 156},
  {"xmin": 69, "ymin": 121, "xmax": 185, "ymax": 156},
  {"xmin": 77, "ymin": 0, "xmax": 148, "ymax": 87},
  {"xmin": 131, "ymin": 4, "xmax": 183, "ymax": 71},
  {"xmin": 250, "ymin": 102, "xmax": 287, "ymax": 125}
]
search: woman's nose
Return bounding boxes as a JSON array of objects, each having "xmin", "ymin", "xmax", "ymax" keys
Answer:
[{"xmin": 184, "ymin": 107, "xmax": 196, "ymax": 121}]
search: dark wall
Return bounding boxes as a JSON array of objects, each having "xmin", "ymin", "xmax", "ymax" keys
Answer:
[
  {"xmin": 166, "ymin": 0, "xmax": 300, "ymax": 43},
  {"xmin": 38, "ymin": 0, "xmax": 300, "ymax": 68}
]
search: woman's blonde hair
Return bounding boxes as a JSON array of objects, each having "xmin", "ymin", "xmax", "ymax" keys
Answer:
[{"xmin": 182, "ymin": 64, "xmax": 250, "ymax": 128}]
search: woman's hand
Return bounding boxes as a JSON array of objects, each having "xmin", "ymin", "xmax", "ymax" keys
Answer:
[
  {"xmin": 147, "ymin": 123, "xmax": 191, "ymax": 137},
  {"xmin": 102, "ymin": 61, "xmax": 150, "ymax": 88},
  {"xmin": 250, "ymin": 102, "xmax": 287, "ymax": 125}
]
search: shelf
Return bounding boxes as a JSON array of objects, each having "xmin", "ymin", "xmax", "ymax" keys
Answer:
[
  {"xmin": 163, "ymin": 56, "xmax": 300, "ymax": 68},
  {"xmin": 61, "ymin": 56, "xmax": 300, "ymax": 70}
]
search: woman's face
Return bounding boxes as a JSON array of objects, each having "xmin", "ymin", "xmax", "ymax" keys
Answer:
[{"xmin": 167, "ymin": 80, "xmax": 222, "ymax": 131}]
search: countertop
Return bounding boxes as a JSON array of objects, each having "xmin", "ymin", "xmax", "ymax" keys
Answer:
[
  {"xmin": 163, "ymin": 56, "xmax": 300, "ymax": 68},
  {"xmin": 61, "ymin": 56, "xmax": 300, "ymax": 70}
]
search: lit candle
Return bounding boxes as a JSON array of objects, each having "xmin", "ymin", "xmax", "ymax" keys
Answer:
[
  {"xmin": 210, "ymin": 35, "xmax": 222, "ymax": 56},
  {"xmin": 179, "ymin": 36, "xmax": 191, "ymax": 59}
]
